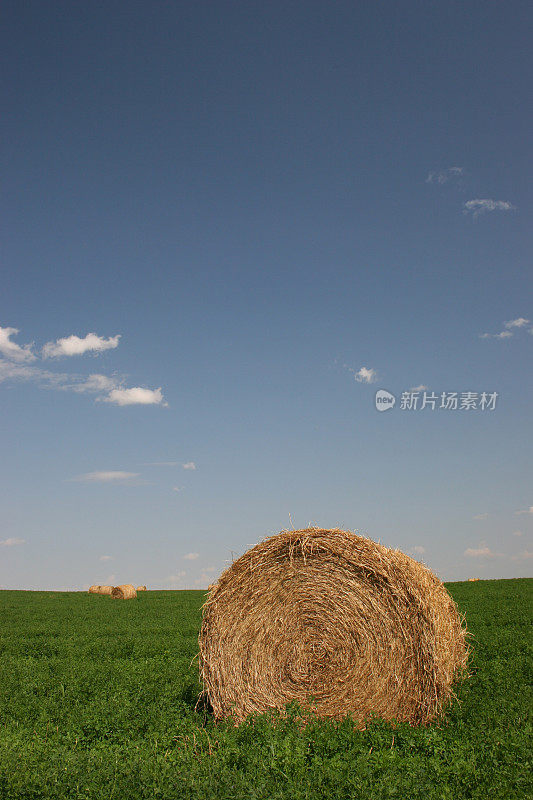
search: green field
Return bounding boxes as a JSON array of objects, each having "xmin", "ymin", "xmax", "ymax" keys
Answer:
[{"xmin": 1, "ymin": 579, "xmax": 531, "ymax": 799}]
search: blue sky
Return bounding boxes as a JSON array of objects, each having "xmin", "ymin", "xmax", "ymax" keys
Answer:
[{"xmin": 1, "ymin": 1, "xmax": 531, "ymax": 588}]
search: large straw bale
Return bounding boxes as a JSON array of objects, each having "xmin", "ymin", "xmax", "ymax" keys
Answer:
[
  {"xmin": 88, "ymin": 585, "xmax": 100, "ymax": 594},
  {"xmin": 111, "ymin": 584, "xmax": 137, "ymax": 599},
  {"xmin": 98, "ymin": 585, "xmax": 113, "ymax": 595},
  {"xmin": 199, "ymin": 528, "xmax": 468, "ymax": 725}
]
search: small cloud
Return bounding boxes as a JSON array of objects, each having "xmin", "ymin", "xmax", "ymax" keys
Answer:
[
  {"xmin": 106, "ymin": 574, "xmax": 116, "ymax": 584},
  {"xmin": 0, "ymin": 537, "xmax": 25, "ymax": 546},
  {"xmin": 409, "ymin": 384, "xmax": 428, "ymax": 392},
  {"xmin": 479, "ymin": 331, "xmax": 513, "ymax": 339},
  {"xmin": 515, "ymin": 506, "xmax": 533, "ymax": 516},
  {"xmin": 182, "ymin": 462, "xmax": 196, "ymax": 470},
  {"xmin": 42, "ymin": 333, "xmax": 120, "ymax": 358},
  {"xmin": 513, "ymin": 530, "xmax": 523, "ymax": 537},
  {"xmin": 0, "ymin": 326, "xmax": 36, "ymax": 362},
  {"xmin": 518, "ymin": 550, "xmax": 533, "ymax": 560},
  {"xmin": 504, "ymin": 318, "xmax": 530, "ymax": 329},
  {"xmin": 0, "ymin": 357, "xmax": 166, "ymax": 411},
  {"xmin": 410, "ymin": 546, "xmax": 426, "ymax": 555},
  {"xmin": 71, "ymin": 471, "xmax": 140, "ymax": 483},
  {"xmin": 463, "ymin": 199, "xmax": 516, "ymax": 218},
  {"xmin": 464, "ymin": 545, "xmax": 501, "ymax": 558},
  {"xmin": 473, "ymin": 513, "xmax": 489, "ymax": 520},
  {"xmin": 203, "ymin": 566, "xmax": 217, "ymax": 573},
  {"xmin": 183, "ymin": 552, "xmax": 199, "ymax": 561},
  {"xmin": 99, "ymin": 555, "xmax": 112, "ymax": 561},
  {"xmin": 173, "ymin": 486, "xmax": 185, "ymax": 492},
  {"xmin": 426, "ymin": 167, "xmax": 463, "ymax": 184},
  {"xmin": 104, "ymin": 387, "xmax": 166, "ymax": 406},
  {"xmin": 353, "ymin": 367, "xmax": 377, "ymax": 384}
]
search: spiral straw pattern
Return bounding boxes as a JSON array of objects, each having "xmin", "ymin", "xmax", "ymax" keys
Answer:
[{"xmin": 199, "ymin": 528, "xmax": 467, "ymax": 725}]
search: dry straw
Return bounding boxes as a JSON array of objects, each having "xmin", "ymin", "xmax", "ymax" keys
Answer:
[
  {"xmin": 136, "ymin": 585, "xmax": 147, "ymax": 591},
  {"xmin": 111, "ymin": 584, "xmax": 137, "ymax": 599},
  {"xmin": 98, "ymin": 585, "xmax": 113, "ymax": 595},
  {"xmin": 199, "ymin": 527, "xmax": 468, "ymax": 726},
  {"xmin": 88, "ymin": 585, "xmax": 100, "ymax": 594}
]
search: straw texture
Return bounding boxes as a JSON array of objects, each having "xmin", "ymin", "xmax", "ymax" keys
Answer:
[
  {"xmin": 88, "ymin": 585, "xmax": 99, "ymax": 594},
  {"xmin": 136, "ymin": 585, "xmax": 147, "ymax": 591},
  {"xmin": 111, "ymin": 584, "xmax": 137, "ymax": 599},
  {"xmin": 98, "ymin": 585, "xmax": 113, "ymax": 595},
  {"xmin": 199, "ymin": 528, "xmax": 468, "ymax": 726}
]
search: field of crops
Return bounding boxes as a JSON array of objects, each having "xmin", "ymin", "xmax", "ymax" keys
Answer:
[{"xmin": 0, "ymin": 579, "xmax": 531, "ymax": 799}]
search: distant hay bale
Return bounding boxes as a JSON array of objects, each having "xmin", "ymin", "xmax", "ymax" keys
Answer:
[
  {"xmin": 98, "ymin": 585, "xmax": 113, "ymax": 595},
  {"xmin": 136, "ymin": 585, "xmax": 147, "ymax": 591},
  {"xmin": 199, "ymin": 528, "xmax": 468, "ymax": 726},
  {"xmin": 88, "ymin": 585, "xmax": 100, "ymax": 594},
  {"xmin": 111, "ymin": 584, "xmax": 137, "ymax": 599},
  {"xmin": 468, "ymin": 578, "xmax": 480, "ymax": 582}
]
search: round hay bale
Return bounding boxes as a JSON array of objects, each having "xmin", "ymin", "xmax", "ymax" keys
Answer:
[
  {"xmin": 111, "ymin": 584, "xmax": 137, "ymax": 599},
  {"xmin": 98, "ymin": 585, "xmax": 113, "ymax": 595},
  {"xmin": 136, "ymin": 585, "xmax": 147, "ymax": 591},
  {"xmin": 199, "ymin": 528, "xmax": 468, "ymax": 726},
  {"xmin": 88, "ymin": 585, "xmax": 100, "ymax": 594}
]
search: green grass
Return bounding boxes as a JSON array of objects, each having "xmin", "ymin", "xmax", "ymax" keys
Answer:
[{"xmin": 0, "ymin": 579, "xmax": 531, "ymax": 799}]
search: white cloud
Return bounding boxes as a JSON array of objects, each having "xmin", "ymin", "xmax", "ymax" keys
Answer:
[
  {"xmin": 410, "ymin": 546, "xmax": 426, "ymax": 555},
  {"xmin": 42, "ymin": 333, "xmax": 120, "ymax": 358},
  {"xmin": 515, "ymin": 506, "xmax": 533, "ymax": 516},
  {"xmin": 473, "ymin": 513, "xmax": 489, "ymax": 520},
  {"xmin": 0, "ymin": 358, "xmax": 166, "ymax": 410},
  {"xmin": 71, "ymin": 471, "xmax": 140, "ymax": 483},
  {"xmin": 0, "ymin": 326, "xmax": 165, "ymax": 410},
  {"xmin": 106, "ymin": 574, "xmax": 116, "ymax": 584},
  {"xmin": 0, "ymin": 537, "xmax": 25, "ymax": 546},
  {"xmin": 463, "ymin": 199, "xmax": 516, "ymax": 217},
  {"xmin": 182, "ymin": 461, "xmax": 196, "ymax": 470},
  {"xmin": 99, "ymin": 555, "xmax": 112, "ymax": 561},
  {"xmin": 479, "ymin": 331, "xmax": 513, "ymax": 339},
  {"xmin": 353, "ymin": 367, "xmax": 377, "ymax": 384},
  {"xmin": 480, "ymin": 317, "xmax": 531, "ymax": 339},
  {"xmin": 183, "ymin": 552, "xmax": 199, "ymax": 560},
  {"xmin": 410, "ymin": 385, "xmax": 428, "ymax": 392},
  {"xmin": 513, "ymin": 530, "xmax": 523, "ymax": 537},
  {"xmin": 173, "ymin": 486, "xmax": 185, "ymax": 492},
  {"xmin": 104, "ymin": 387, "xmax": 166, "ymax": 406},
  {"xmin": 518, "ymin": 550, "xmax": 533, "ymax": 560},
  {"xmin": 464, "ymin": 545, "xmax": 500, "ymax": 558},
  {"xmin": 426, "ymin": 167, "xmax": 463, "ymax": 184},
  {"xmin": 0, "ymin": 326, "xmax": 36, "ymax": 362}
]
